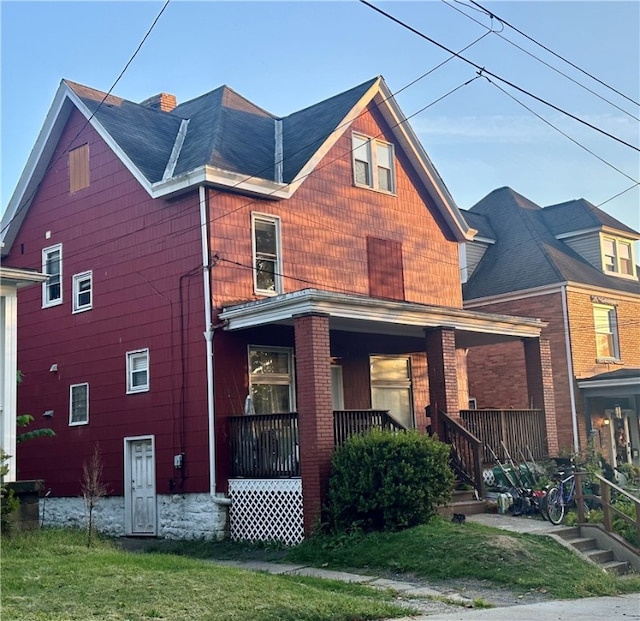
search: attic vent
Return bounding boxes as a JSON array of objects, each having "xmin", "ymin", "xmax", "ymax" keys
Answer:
[{"xmin": 140, "ymin": 93, "xmax": 177, "ymax": 112}]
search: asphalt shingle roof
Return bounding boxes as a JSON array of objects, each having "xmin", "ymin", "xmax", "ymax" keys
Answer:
[
  {"xmin": 463, "ymin": 187, "xmax": 640, "ymax": 299},
  {"xmin": 543, "ymin": 198, "xmax": 639, "ymax": 237}
]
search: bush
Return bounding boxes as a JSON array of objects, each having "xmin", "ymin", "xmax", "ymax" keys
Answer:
[{"xmin": 326, "ymin": 429, "xmax": 454, "ymax": 533}]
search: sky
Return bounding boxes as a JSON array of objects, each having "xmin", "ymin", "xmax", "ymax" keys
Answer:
[{"xmin": 1, "ymin": 1, "xmax": 639, "ymax": 233}]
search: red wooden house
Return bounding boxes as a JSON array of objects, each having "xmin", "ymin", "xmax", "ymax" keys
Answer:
[{"xmin": 1, "ymin": 77, "xmax": 556, "ymax": 542}]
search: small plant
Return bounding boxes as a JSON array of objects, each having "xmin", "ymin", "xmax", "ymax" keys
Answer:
[
  {"xmin": 80, "ymin": 444, "xmax": 109, "ymax": 547},
  {"xmin": 325, "ymin": 429, "xmax": 454, "ymax": 533},
  {"xmin": 0, "ymin": 449, "xmax": 19, "ymax": 534}
]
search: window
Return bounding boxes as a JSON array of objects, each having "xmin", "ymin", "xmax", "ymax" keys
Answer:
[
  {"xmin": 352, "ymin": 133, "xmax": 395, "ymax": 193},
  {"xmin": 69, "ymin": 144, "xmax": 89, "ymax": 192},
  {"xmin": 602, "ymin": 237, "xmax": 635, "ymax": 276},
  {"xmin": 593, "ymin": 304, "xmax": 620, "ymax": 360},
  {"xmin": 127, "ymin": 349, "xmax": 149, "ymax": 393},
  {"xmin": 42, "ymin": 244, "xmax": 62, "ymax": 307},
  {"xmin": 370, "ymin": 356, "xmax": 414, "ymax": 429},
  {"xmin": 367, "ymin": 237, "xmax": 405, "ymax": 301},
  {"xmin": 252, "ymin": 214, "xmax": 282, "ymax": 295},
  {"xmin": 69, "ymin": 383, "xmax": 89, "ymax": 425},
  {"xmin": 249, "ymin": 347, "xmax": 294, "ymax": 414},
  {"xmin": 72, "ymin": 271, "xmax": 92, "ymax": 313}
]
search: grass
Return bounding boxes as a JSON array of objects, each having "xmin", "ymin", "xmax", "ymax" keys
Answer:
[
  {"xmin": 1, "ymin": 529, "xmax": 412, "ymax": 621},
  {"xmin": 166, "ymin": 517, "xmax": 640, "ymax": 600}
]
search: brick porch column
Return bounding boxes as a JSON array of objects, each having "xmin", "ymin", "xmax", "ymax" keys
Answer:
[
  {"xmin": 294, "ymin": 313, "xmax": 334, "ymax": 535},
  {"xmin": 425, "ymin": 327, "xmax": 459, "ymax": 440},
  {"xmin": 523, "ymin": 337, "xmax": 559, "ymax": 456}
]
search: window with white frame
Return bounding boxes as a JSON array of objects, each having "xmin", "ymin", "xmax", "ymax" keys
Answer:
[
  {"xmin": 42, "ymin": 244, "xmax": 62, "ymax": 307},
  {"xmin": 602, "ymin": 237, "xmax": 635, "ymax": 276},
  {"xmin": 72, "ymin": 271, "xmax": 92, "ymax": 313},
  {"xmin": 127, "ymin": 349, "xmax": 149, "ymax": 393},
  {"xmin": 252, "ymin": 214, "xmax": 282, "ymax": 295},
  {"xmin": 69, "ymin": 383, "xmax": 89, "ymax": 425},
  {"xmin": 249, "ymin": 347, "xmax": 294, "ymax": 414},
  {"xmin": 352, "ymin": 133, "xmax": 395, "ymax": 193},
  {"xmin": 370, "ymin": 356, "xmax": 414, "ymax": 429},
  {"xmin": 593, "ymin": 304, "xmax": 620, "ymax": 360}
]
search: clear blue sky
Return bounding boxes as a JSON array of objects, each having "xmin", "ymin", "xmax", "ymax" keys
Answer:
[{"xmin": 2, "ymin": 1, "xmax": 639, "ymax": 231}]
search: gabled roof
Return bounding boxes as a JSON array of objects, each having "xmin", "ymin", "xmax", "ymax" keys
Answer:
[
  {"xmin": 460, "ymin": 210, "xmax": 496, "ymax": 242},
  {"xmin": 1, "ymin": 76, "xmax": 474, "ymax": 255},
  {"xmin": 543, "ymin": 198, "xmax": 640, "ymax": 239},
  {"xmin": 463, "ymin": 187, "xmax": 640, "ymax": 300}
]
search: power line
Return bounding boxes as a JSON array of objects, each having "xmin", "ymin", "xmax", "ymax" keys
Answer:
[
  {"xmin": 1, "ymin": 0, "xmax": 172, "ymax": 238},
  {"xmin": 359, "ymin": 0, "xmax": 640, "ymax": 153},
  {"xmin": 444, "ymin": 0, "xmax": 639, "ymax": 121},
  {"xmin": 467, "ymin": 0, "xmax": 640, "ymax": 108},
  {"xmin": 597, "ymin": 183, "xmax": 640, "ymax": 209}
]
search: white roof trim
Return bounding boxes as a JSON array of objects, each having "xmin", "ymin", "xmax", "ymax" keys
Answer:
[
  {"xmin": 0, "ymin": 266, "xmax": 48, "ymax": 288},
  {"xmin": 577, "ymin": 376, "xmax": 640, "ymax": 389},
  {"xmin": 219, "ymin": 288, "xmax": 544, "ymax": 338},
  {"xmin": 162, "ymin": 119, "xmax": 190, "ymax": 180}
]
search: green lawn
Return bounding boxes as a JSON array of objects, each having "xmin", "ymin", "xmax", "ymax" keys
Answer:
[{"xmin": 1, "ymin": 529, "xmax": 411, "ymax": 621}]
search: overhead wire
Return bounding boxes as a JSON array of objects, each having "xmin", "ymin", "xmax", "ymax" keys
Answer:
[{"xmin": 358, "ymin": 0, "xmax": 640, "ymax": 152}]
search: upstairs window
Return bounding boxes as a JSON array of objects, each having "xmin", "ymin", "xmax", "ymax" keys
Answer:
[
  {"xmin": 593, "ymin": 304, "xmax": 620, "ymax": 360},
  {"xmin": 69, "ymin": 144, "xmax": 89, "ymax": 193},
  {"xmin": 252, "ymin": 213, "xmax": 282, "ymax": 295},
  {"xmin": 127, "ymin": 349, "xmax": 149, "ymax": 393},
  {"xmin": 249, "ymin": 347, "xmax": 294, "ymax": 414},
  {"xmin": 42, "ymin": 244, "xmax": 62, "ymax": 307},
  {"xmin": 352, "ymin": 133, "xmax": 395, "ymax": 193},
  {"xmin": 72, "ymin": 271, "xmax": 93, "ymax": 313},
  {"xmin": 602, "ymin": 237, "xmax": 635, "ymax": 276},
  {"xmin": 69, "ymin": 383, "xmax": 89, "ymax": 426}
]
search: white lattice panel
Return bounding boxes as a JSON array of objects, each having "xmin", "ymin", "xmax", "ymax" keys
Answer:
[
  {"xmin": 228, "ymin": 479, "xmax": 304, "ymax": 546},
  {"xmin": 483, "ymin": 468, "xmax": 496, "ymax": 486}
]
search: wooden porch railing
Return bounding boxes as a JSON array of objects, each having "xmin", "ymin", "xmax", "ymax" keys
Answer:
[
  {"xmin": 229, "ymin": 413, "xmax": 300, "ymax": 478},
  {"xmin": 333, "ymin": 409, "xmax": 406, "ymax": 447},
  {"xmin": 441, "ymin": 411, "xmax": 485, "ymax": 498},
  {"xmin": 460, "ymin": 409, "xmax": 547, "ymax": 464}
]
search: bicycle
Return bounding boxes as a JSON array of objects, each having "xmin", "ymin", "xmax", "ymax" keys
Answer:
[{"xmin": 543, "ymin": 468, "xmax": 590, "ymax": 525}]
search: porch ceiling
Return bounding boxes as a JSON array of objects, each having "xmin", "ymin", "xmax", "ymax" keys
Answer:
[{"xmin": 218, "ymin": 289, "xmax": 545, "ymax": 347}]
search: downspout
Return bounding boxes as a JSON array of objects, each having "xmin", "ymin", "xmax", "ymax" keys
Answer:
[
  {"xmin": 199, "ymin": 186, "xmax": 229, "ymax": 504},
  {"xmin": 561, "ymin": 285, "xmax": 580, "ymax": 453}
]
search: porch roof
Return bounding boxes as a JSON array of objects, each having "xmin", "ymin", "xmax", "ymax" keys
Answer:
[
  {"xmin": 218, "ymin": 288, "xmax": 546, "ymax": 347},
  {"xmin": 577, "ymin": 368, "xmax": 640, "ymax": 397}
]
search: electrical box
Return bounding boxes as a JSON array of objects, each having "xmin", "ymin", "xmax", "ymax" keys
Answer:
[{"xmin": 173, "ymin": 454, "xmax": 183, "ymax": 469}]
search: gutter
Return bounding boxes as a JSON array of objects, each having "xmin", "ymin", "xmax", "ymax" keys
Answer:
[
  {"xmin": 198, "ymin": 186, "xmax": 230, "ymax": 506},
  {"xmin": 561, "ymin": 285, "xmax": 580, "ymax": 453}
]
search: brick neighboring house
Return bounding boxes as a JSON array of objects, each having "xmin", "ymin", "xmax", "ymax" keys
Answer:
[
  {"xmin": 1, "ymin": 77, "xmax": 554, "ymax": 543},
  {"xmin": 462, "ymin": 187, "xmax": 640, "ymax": 469}
]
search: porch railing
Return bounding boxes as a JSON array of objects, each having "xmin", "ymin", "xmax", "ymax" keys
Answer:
[
  {"xmin": 333, "ymin": 409, "xmax": 406, "ymax": 447},
  {"xmin": 459, "ymin": 409, "xmax": 547, "ymax": 464},
  {"xmin": 441, "ymin": 411, "xmax": 484, "ymax": 498},
  {"xmin": 229, "ymin": 413, "xmax": 300, "ymax": 478}
]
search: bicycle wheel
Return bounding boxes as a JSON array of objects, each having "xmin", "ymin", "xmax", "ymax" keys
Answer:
[
  {"xmin": 538, "ymin": 490, "xmax": 550, "ymax": 521},
  {"xmin": 546, "ymin": 486, "xmax": 565, "ymax": 525}
]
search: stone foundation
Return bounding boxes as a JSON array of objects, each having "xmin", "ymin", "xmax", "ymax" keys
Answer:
[{"xmin": 40, "ymin": 493, "xmax": 229, "ymax": 540}]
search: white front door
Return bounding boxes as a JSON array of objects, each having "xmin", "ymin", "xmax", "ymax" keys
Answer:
[{"xmin": 125, "ymin": 437, "xmax": 157, "ymax": 535}]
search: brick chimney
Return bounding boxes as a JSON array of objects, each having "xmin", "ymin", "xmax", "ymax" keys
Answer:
[{"xmin": 139, "ymin": 93, "xmax": 177, "ymax": 112}]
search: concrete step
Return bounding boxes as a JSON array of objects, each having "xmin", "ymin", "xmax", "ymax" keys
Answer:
[
  {"xmin": 553, "ymin": 526, "xmax": 580, "ymax": 540},
  {"xmin": 601, "ymin": 560, "xmax": 630, "ymax": 575},
  {"xmin": 564, "ymin": 536, "xmax": 597, "ymax": 552},
  {"xmin": 438, "ymin": 499, "xmax": 486, "ymax": 518},
  {"xmin": 585, "ymin": 548, "xmax": 614, "ymax": 564}
]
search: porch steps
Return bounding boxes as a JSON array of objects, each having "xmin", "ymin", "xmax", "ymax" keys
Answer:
[
  {"xmin": 438, "ymin": 489, "xmax": 486, "ymax": 518},
  {"xmin": 554, "ymin": 526, "xmax": 631, "ymax": 575}
]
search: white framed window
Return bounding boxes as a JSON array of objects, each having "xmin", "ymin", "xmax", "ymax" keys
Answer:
[
  {"xmin": 593, "ymin": 304, "xmax": 620, "ymax": 360},
  {"xmin": 42, "ymin": 244, "xmax": 63, "ymax": 307},
  {"xmin": 248, "ymin": 346, "xmax": 294, "ymax": 414},
  {"xmin": 602, "ymin": 237, "xmax": 635, "ymax": 277},
  {"xmin": 127, "ymin": 349, "xmax": 149, "ymax": 394},
  {"xmin": 72, "ymin": 271, "xmax": 93, "ymax": 313},
  {"xmin": 352, "ymin": 133, "xmax": 395, "ymax": 193},
  {"xmin": 252, "ymin": 213, "xmax": 283, "ymax": 295},
  {"xmin": 69, "ymin": 383, "xmax": 89, "ymax": 426}
]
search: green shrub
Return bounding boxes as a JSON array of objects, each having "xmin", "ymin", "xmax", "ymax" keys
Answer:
[
  {"xmin": 326, "ymin": 429, "xmax": 454, "ymax": 533},
  {"xmin": 1, "ymin": 449, "xmax": 19, "ymax": 534}
]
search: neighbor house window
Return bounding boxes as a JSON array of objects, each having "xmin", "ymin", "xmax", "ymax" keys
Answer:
[
  {"xmin": 252, "ymin": 213, "xmax": 282, "ymax": 295},
  {"xmin": 127, "ymin": 349, "xmax": 149, "ymax": 393},
  {"xmin": 593, "ymin": 304, "xmax": 620, "ymax": 360},
  {"xmin": 69, "ymin": 383, "xmax": 89, "ymax": 425},
  {"xmin": 249, "ymin": 347, "xmax": 293, "ymax": 414},
  {"xmin": 69, "ymin": 144, "xmax": 89, "ymax": 193},
  {"xmin": 42, "ymin": 244, "xmax": 62, "ymax": 307},
  {"xmin": 370, "ymin": 356, "xmax": 413, "ymax": 429},
  {"xmin": 72, "ymin": 271, "xmax": 92, "ymax": 313},
  {"xmin": 602, "ymin": 237, "xmax": 635, "ymax": 276},
  {"xmin": 352, "ymin": 133, "xmax": 395, "ymax": 193}
]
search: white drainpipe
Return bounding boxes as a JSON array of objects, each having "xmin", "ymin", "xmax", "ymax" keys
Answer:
[
  {"xmin": 561, "ymin": 285, "xmax": 580, "ymax": 453},
  {"xmin": 199, "ymin": 186, "xmax": 229, "ymax": 504}
]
